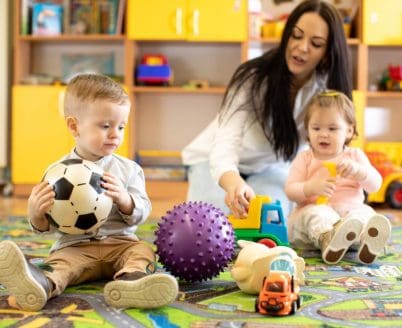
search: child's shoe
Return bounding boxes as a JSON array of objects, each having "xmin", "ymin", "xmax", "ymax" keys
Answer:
[
  {"xmin": 357, "ymin": 214, "xmax": 392, "ymax": 265},
  {"xmin": 320, "ymin": 218, "xmax": 363, "ymax": 264},
  {"xmin": 104, "ymin": 271, "xmax": 178, "ymax": 309},
  {"xmin": 0, "ymin": 240, "xmax": 52, "ymax": 311}
]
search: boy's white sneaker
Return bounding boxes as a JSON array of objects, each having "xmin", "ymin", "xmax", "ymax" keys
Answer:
[
  {"xmin": 0, "ymin": 240, "xmax": 52, "ymax": 311},
  {"xmin": 358, "ymin": 214, "xmax": 392, "ymax": 265},
  {"xmin": 104, "ymin": 271, "xmax": 178, "ymax": 309}
]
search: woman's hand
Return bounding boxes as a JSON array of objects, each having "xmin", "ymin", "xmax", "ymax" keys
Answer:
[
  {"xmin": 225, "ymin": 183, "xmax": 255, "ymax": 218},
  {"xmin": 102, "ymin": 171, "xmax": 134, "ymax": 215},
  {"xmin": 219, "ymin": 171, "xmax": 255, "ymax": 218}
]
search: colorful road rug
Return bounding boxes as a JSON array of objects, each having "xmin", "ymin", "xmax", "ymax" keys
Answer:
[{"xmin": 0, "ymin": 211, "xmax": 401, "ymax": 328}]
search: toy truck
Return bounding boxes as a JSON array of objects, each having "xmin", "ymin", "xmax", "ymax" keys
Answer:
[
  {"xmin": 255, "ymin": 270, "xmax": 301, "ymax": 316},
  {"xmin": 365, "ymin": 143, "xmax": 402, "ymax": 209},
  {"xmin": 228, "ymin": 195, "xmax": 289, "ymax": 247}
]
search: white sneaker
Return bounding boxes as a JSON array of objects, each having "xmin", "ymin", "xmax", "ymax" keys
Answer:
[
  {"xmin": 104, "ymin": 272, "xmax": 178, "ymax": 309},
  {"xmin": 357, "ymin": 214, "xmax": 392, "ymax": 265},
  {"xmin": 0, "ymin": 240, "xmax": 51, "ymax": 311},
  {"xmin": 321, "ymin": 218, "xmax": 363, "ymax": 265}
]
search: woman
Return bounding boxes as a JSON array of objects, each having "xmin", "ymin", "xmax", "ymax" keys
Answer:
[{"xmin": 182, "ymin": 0, "xmax": 352, "ymax": 218}]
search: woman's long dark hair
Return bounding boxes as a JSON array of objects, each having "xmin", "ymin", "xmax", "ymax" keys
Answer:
[{"xmin": 221, "ymin": 0, "xmax": 352, "ymax": 161}]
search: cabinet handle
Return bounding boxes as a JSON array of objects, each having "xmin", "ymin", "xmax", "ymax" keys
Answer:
[
  {"xmin": 192, "ymin": 9, "xmax": 199, "ymax": 36},
  {"xmin": 176, "ymin": 8, "xmax": 183, "ymax": 35}
]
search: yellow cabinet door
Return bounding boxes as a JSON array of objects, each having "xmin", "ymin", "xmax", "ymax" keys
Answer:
[
  {"xmin": 127, "ymin": 0, "xmax": 247, "ymax": 41},
  {"xmin": 12, "ymin": 86, "xmax": 73, "ymax": 184},
  {"xmin": 187, "ymin": 0, "xmax": 247, "ymax": 41},
  {"xmin": 363, "ymin": 0, "xmax": 402, "ymax": 45},
  {"xmin": 12, "ymin": 85, "xmax": 131, "ymax": 184},
  {"xmin": 127, "ymin": 0, "xmax": 187, "ymax": 40}
]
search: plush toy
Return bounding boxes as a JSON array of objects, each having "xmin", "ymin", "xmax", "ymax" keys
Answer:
[{"xmin": 231, "ymin": 240, "xmax": 305, "ymax": 294}]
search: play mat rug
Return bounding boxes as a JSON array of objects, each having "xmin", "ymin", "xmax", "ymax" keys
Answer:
[{"xmin": 0, "ymin": 212, "xmax": 401, "ymax": 328}]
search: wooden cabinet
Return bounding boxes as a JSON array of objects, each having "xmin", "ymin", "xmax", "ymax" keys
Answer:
[
  {"xmin": 127, "ymin": 0, "xmax": 247, "ymax": 41},
  {"xmin": 362, "ymin": 0, "xmax": 402, "ymax": 45}
]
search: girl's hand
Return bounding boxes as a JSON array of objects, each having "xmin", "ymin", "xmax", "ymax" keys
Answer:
[
  {"xmin": 337, "ymin": 159, "xmax": 367, "ymax": 181},
  {"xmin": 225, "ymin": 183, "xmax": 255, "ymax": 219},
  {"xmin": 102, "ymin": 171, "xmax": 133, "ymax": 215},
  {"xmin": 304, "ymin": 175, "xmax": 336, "ymax": 198}
]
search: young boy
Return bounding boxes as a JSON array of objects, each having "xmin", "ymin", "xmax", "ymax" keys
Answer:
[{"xmin": 0, "ymin": 74, "xmax": 178, "ymax": 311}]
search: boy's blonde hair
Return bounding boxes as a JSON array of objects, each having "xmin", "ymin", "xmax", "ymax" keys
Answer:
[
  {"xmin": 64, "ymin": 74, "xmax": 130, "ymax": 117},
  {"xmin": 304, "ymin": 90, "xmax": 357, "ymax": 145}
]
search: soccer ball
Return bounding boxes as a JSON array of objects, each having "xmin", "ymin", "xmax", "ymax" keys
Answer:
[{"xmin": 42, "ymin": 159, "xmax": 113, "ymax": 234}]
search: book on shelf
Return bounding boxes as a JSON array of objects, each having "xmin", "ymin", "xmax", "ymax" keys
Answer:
[
  {"xmin": 21, "ymin": 0, "xmax": 125, "ymax": 35},
  {"xmin": 69, "ymin": 0, "xmax": 125, "ymax": 34},
  {"xmin": 32, "ymin": 3, "xmax": 63, "ymax": 36}
]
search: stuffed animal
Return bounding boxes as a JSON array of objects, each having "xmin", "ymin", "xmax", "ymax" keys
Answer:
[{"xmin": 231, "ymin": 240, "xmax": 305, "ymax": 294}]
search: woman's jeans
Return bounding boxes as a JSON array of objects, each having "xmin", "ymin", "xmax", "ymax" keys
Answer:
[{"xmin": 186, "ymin": 161, "xmax": 292, "ymax": 216}]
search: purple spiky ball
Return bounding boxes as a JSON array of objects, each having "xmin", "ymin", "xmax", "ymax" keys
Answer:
[{"xmin": 154, "ymin": 201, "xmax": 235, "ymax": 282}]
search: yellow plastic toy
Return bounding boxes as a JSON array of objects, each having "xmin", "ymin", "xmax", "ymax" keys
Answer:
[{"xmin": 316, "ymin": 162, "xmax": 337, "ymax": 205}]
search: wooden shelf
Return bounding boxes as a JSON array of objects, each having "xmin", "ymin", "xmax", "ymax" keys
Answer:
[
  {"xmin": 18, "ymin": 34, "xmax": 125, "ymax": 42},
  {"xmin": 367, "ymin": 91, "xmax": 402, "ymax": 98},
  {"xmin": 132, "ymin": 86, "xmax": 226, "ymax": 94},
  {"xmin": 247, "ymin": 37, "xmax": 360, "ymax": 45}
]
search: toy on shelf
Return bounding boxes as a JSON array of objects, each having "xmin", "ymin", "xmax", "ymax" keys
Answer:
[
  {"xmin": 255, "ymin": 269, "xmax": 301, "ymax": 316},
  {"xmin": 231, "ymin": 240, "xmax": 305, "ymax": 295},
  {"xmin": 136, "ymin": 54, "xmax": 173, "ymax": 86},
  {"xmin": 379, "ymin": 65, "xmax": 402, "ymax": 91},
  {"xmin": 365, "ymin": 142, "xmax": 402, "ymax": 209},
  {"xmin": 154, "ymin": 201, "xmax": 235, "ymax": 282},
  {"xmin": 42, "ymin": 159, "xmax": 113, "ymax": 234},
  {"xmin": 228, "ymin": 195, "xmax": 289, "ymax": 247},
  {"xmin": 316, "ymin": 161, "xmax": 337, "ymax": 205}
]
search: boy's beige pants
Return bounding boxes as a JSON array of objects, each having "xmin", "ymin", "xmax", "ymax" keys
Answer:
[{"xmin": 44, "ymin": 236, "xmax": 155, "ymax": 297}]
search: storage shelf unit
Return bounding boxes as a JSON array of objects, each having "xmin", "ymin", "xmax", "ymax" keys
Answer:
[{"xmin": 11, "ymin": 0, "xmax": 402, "ymax": 196}]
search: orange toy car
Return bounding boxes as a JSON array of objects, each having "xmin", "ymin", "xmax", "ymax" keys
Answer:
[{"xmin": 255, "ymin": 270, "xmax": 301, "ymax": 316}]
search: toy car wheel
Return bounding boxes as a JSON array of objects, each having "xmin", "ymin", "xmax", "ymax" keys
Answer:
[
  {"xmin": 258, "ymin": 238, "xmax": 277, "ymax": 248},
  {"xmin": 289, "ymin": 301, "xmax": 297, "ymax": 315},
  {"xmin": 296, "ymin": 296, "xmax": 302, "ymax": 309},
  {"xmin": 386, "ymin": 181, "xmax": 402, "ymax": 209},
  {"xmin": 255, "ymin": 297, "xmax": 260, "ymax": 312}
]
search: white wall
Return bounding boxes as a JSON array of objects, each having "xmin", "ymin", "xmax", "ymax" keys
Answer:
[{"xmin": 0, "ymin": 0, "xmax": 9, "ymax": 168}]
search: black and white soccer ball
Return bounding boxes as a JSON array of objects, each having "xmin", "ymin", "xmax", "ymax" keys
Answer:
[{"xmin": 42, "ymin": 159, "xmax": 113, "ymax": 234}]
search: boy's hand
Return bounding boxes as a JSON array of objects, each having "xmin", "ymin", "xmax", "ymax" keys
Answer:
[
  {"xmin": 28, "ymin": 181, "xmax": 55, "ymax": 228},
  {"xmin": 337, "ymin": 159, "xmax": 367, "ymax": 181},
  {"xmin": 101, "ymin": 171, "xmax": 134, "ymax": 215}
]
